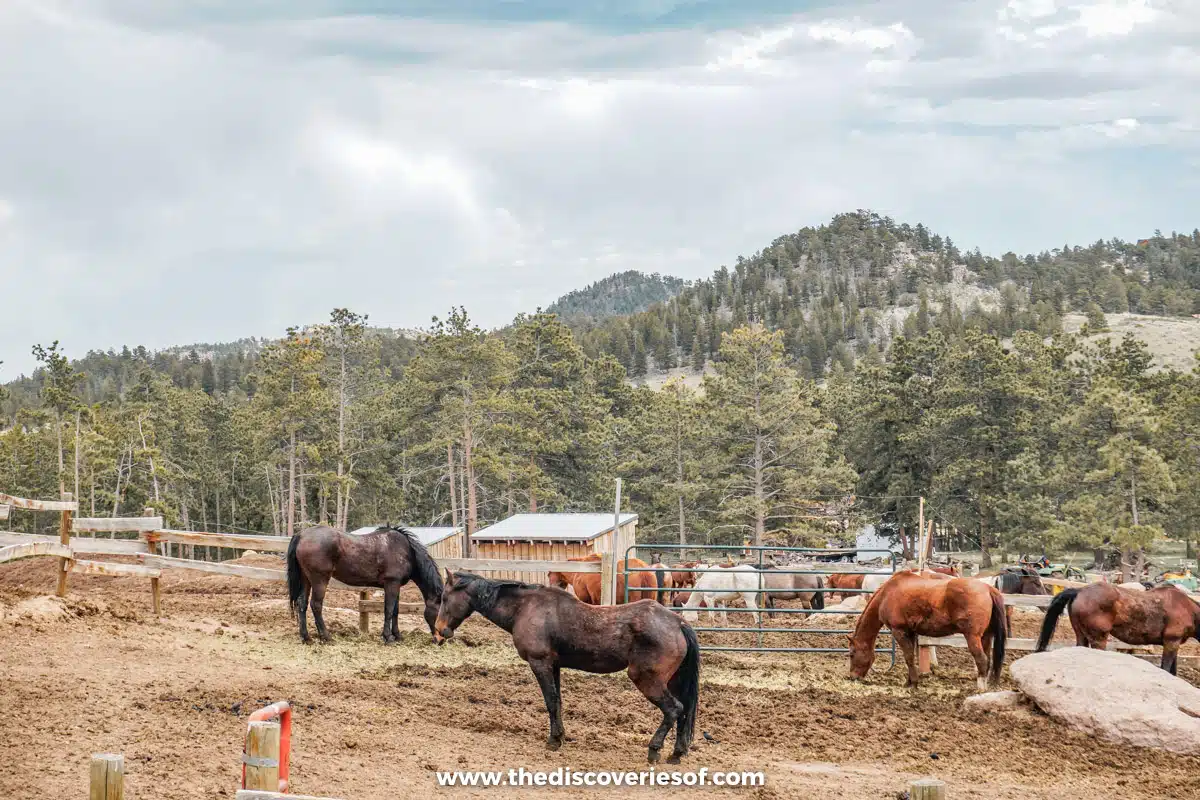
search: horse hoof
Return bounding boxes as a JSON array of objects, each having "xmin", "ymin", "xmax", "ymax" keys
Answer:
[
  {"xmin": 545, "ymin": 739, "xmax": 563, "ymax": 752},
  {"xmin": 666, "ymin": 753, "xmax": 683, "ymax": 765},
  {"xmin": 647, "ymin": 748, "xmax": 661, "ymax": 764}
]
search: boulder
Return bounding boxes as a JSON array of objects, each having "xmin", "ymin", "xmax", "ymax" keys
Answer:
[
  {"xmin": 1010, "ymin": 647, "xmax": 1200, "ymax": 754},
  {"xmin": 963, "ymin": 690, "xmax": 1026, "ymax": 714}
]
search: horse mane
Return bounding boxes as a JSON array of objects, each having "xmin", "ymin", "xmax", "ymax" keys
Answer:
[
  {"xmin": 384, "ymin": 526, "xmax": 444, "ymax": 598},
  {"xmin": 455, "ymin": 572, "xmax": 541, "ymax": 612}
]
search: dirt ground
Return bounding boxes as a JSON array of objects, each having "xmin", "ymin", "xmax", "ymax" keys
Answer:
[{"xmin": 2, "ymin": 556, "xmax": 1199, "ymax": 800}]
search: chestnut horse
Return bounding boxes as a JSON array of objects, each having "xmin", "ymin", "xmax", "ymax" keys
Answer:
[
  {"xmin": 848, "ymin": 571, "xmax": 1007, "ymax": 690},
  {"xmin": 434, "ymin": 570, "xmax": 699, "ymax": 763},
  {"xmin": 286, "ymin": 525, "xmax": 442, "ymax": 644},
  {"xmin": 826, "ymin": 572, "xmax": 864, "ymax": 602},
  {"xmin": 1035, "ymin": 583, "xmax": 1200, "ymax": 674},
  {"xmin": 547, "ymin": 554, "xmax": 659, "ymax": 604}
]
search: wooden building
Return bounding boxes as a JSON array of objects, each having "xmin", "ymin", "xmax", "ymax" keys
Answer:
[
  {"xmin": 469, "ymin": 512, "xmax": 638, "ymax": 583},
  {"xmin": 348, "ymin": 525, "xmax": 463, "ymax": 560}
]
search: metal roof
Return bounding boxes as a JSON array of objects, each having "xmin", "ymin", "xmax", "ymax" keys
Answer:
[
  {"xmin": 348, "ymin": 525, "xmax": 460, "ymax": 547},
  {"xmin": 471, "ymin": 513, "xmax": 638, "ymax": 542}
]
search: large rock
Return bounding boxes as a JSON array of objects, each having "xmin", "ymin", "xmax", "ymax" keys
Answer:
[
  {"xmin": 1010, "ymin": 647, "xmax": 1200, "ymax": 754},
  {"xmin": 963, "ymin": 690, "xmax": 1026, "ymax": 714}
]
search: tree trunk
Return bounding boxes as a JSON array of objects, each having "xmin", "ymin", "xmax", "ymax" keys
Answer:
[
  {"xmin": 529, "ymin": 456, "xmax": 537, "ymax": 513},
  {"xmin": 299, "ymin": 466, "xmax": 308, "ymax": 528},
  {"xmin": 287, "ymin": 430, "xmax": 296, "ymax": 537},
  {"xmin": 447, "ymin": 443, "xmax": 459, "ymax": 529},
  {"xmin": 676, "ymin": 407, "xmax": 686, "ymax": 545},
  {"xmin": 464, "ymin": 416, "xmax": 478, "ymax": 542},
  {"xmin": 56, "ymin": 412, "xmax": 65, "ymax": 499},
  {"xmin": 336, "ymin": 347, "xmax": 347, "ymax": 531},
  {"xmin": 73, "ymin": 410, "xmax": 81, "ymax": 502},
  {"xmin": 980, "ymin": 521, "xmax": 993, "ymax": 568},
  {"xmin": 138, "ymin": 415, "xmax": 161, "ymax": 504}
]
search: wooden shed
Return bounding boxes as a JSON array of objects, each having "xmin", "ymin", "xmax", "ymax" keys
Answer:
[
  {"xmin": 349, "ymin": 525, "xmax": 463, "ymax": 560},
  {"xmin": 469, "ymin": 512, "xmax": 638, "ymax": 583}
]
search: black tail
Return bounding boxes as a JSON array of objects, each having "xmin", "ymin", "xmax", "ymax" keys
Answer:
[
  {"xmin": 655, "ymin": 567, "xmax": 667, "ymax": 604},
  {"xmin": 670, "ymin": 622, "xmax": 701, "ymax": 755},
  {"xmin": 286, "ymin": 533, "xmax": 305, "ymax": 619},
  {"xmin": 1036, "ymin": 588, "xmax": 1079, "ymax": 652},
  {"xmin": 812, "ymin": 576, "xmax": 825, "ymax": 610},
  {"xmin": 988, "ymin": 588, "xmax": 1007, "ymax": 684}
]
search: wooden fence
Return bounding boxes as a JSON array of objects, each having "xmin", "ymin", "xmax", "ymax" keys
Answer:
[{"xmin": 0, "ymin": 492, "xmax": 607, "ymax": 629}]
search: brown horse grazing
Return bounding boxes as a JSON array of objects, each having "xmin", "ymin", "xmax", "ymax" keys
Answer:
[
  {"xmin": 848, "ymin": 571, "xmax": 1007, "ymax": 690},
  {"xmin": 826, "ymin": 572, "xmax": 864, "ymax": 602},
  {"xmin": 546, "ymin": 554, "xmax": 659, "ymax": 604},
  {"xmin": 669, "ymin": 590, "xmax": 707, "ymax": 609},
  {"xmin": 1036, "ymin": 583, "xmax": 1200, "ymax": 674},
  {"xmin": 286, "ymin": 525, "xmax": 442, "ymax": 644},
  {"xmin": 434, "ymin": 570, "xmax": 699, "ymax": 763}
]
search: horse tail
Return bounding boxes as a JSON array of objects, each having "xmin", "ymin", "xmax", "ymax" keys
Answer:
[
  {"xmin": 1036, "ymin": 588, "xmax": 1079, "ymax": 652},
  {"xmin": 670, "ymin": 621, "xmax": 700, "ymax": 755},
  {"xmin": 286, "ymin": 532, "xmax": 305, "ymax": 619},
  {"xmin": 812, "ymin": 576, "xmax": 826, "ymax": 609},
  {"xmin": 988, "ymin": 588, "xmax": 1007, "ymax": 684},
  {"xmin": 399, "ymin": 528, "xmax": 444, "ymax": 599},
  {"xmin": 655, "ymin": 567, "xmax": 667, "ymax": 604}
]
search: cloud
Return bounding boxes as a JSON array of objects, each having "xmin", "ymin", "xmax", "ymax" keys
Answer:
[{"xmin": 0, "ymin": 0, "xmax": 1197, "ymax": 376}]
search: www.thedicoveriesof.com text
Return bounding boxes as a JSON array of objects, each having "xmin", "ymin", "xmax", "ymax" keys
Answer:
[{"xmin": 435, "ymin": 766, "xmax": 765, "ymax": 788}]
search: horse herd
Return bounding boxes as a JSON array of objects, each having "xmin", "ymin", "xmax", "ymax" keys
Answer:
[{"xmin": 285, "ymin": 525, "xmax": 1200, "ymax": 762}]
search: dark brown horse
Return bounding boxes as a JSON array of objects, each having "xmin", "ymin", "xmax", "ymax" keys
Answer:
[
  {"xmin": 286, "ymin": 525, "xmax": 442, "ymax": 644},
  {"xmin": 649, "ymin": 560, "xmax": 699, "ymax": 604},
  {"xmin": 1036, "ymin": 583, "xmax": 1200, "ymax": 674},
  {"xmin": 987, "ymin": 568, "xmax": 1049, "ymax": 629},
  {"xmin": 849, "ymin": 571, "xmax": 1007, "ymax": 690},
  {"xmin": 434, "ymin": 570, "xmax": 699, "ymax": 763}
]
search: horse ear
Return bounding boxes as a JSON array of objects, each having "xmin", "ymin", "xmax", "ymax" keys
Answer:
[{"xmin": 444, "ymin": 568, "xmax": 455, "ymax": 585}]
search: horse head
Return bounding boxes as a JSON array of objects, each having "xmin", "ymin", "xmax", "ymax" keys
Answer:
[
  {"xmin": 545, "ymin": 571, "xmax": 570, "ymax": 590},
  {"xmin": 433, "ymin": 569, "xmax": 475, "ymax": 645},
  {"xmin": 846, "ymin": 633, "xmax": 875, "ymax": 680}
]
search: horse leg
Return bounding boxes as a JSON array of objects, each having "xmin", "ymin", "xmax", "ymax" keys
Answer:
[
  {"xmin": 529, "ymin": 659, "xmax": 565, "ymax": 750},
  {"xmin": 965, "ymin": 633, "xmax": 990, "ymax": 691},
  {"xmin": 629, "ymin": 665, "xmax": 682, "ymax": 764},
  {"xmin": 743, "ymin": 591, "xmax": 761, "ymax": 626},
  {"xmin": 381, "ymin": 584, "xmax": 398, "ymax": 644},
  {"xmin": 895, "ymin": 631, "xmax": 919, "ymax": 689},
  {"xmin": 297, "ymin": 584, "xmax": 312, "ymax": 644},
  {"xmin": 1162, "ymin": 639, "xmax": 1181, "ymax": 675},
  {"xmin": 310, "ymin": 578, "xmax": 332, "ymax": 643}
]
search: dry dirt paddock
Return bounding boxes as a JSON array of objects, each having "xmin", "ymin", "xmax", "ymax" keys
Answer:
[{"xmin": 2, "ymin": 556, "xmax": 1199, "ymax": 800}]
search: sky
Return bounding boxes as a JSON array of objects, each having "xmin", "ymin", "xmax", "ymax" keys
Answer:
[{"xmin": 1, "ymin": 0, "xmax": 1197, "ymax": 377}]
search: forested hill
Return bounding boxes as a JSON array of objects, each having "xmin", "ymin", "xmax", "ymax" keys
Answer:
[
  {"xmin": 546, "ymin": 270, "xmax": 687, "ymax": 322},
  {"xmin": 566, "ymin": 211, "xmax": 1200, "ymax": 380},
  {"xmin": 3, "ymin": 210, "xmax": 1199, "ymax": 410}
]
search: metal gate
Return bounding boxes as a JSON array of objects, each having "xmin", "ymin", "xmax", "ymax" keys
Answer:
[{"xmin": 622, "ymin": 543, "xmax": 898, "ymax": 664}]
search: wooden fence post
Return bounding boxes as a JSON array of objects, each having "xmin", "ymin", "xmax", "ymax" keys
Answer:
[
  {"xmin": 55, "ymin": 492, "xmax": 74, "ymax": 598},
  {"xmin": 244, "ymin": 721, "xmax": 282, "ymax": 792},
  {"xmin": 359, "ymin": 590, "xmax": 369, "ymax": 636},
  {"xmin": 145, "ymin": 507, "xmax": 161, "ymax": 616},
  {"xmin": 910, "ymin": 778, "xmax": 946, "ymax": 800},
  {"xmin": 600, "ymin": 551, "xmax": 615, "ymax": 606},
  {"xmin": 89, "ymin": 753, "xmax": 124, "ymax": 800}
]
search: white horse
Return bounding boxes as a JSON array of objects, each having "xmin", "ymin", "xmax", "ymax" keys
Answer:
[{"xmin": 681, "ymin": 564, "xmax": 762, "ymax": 625}]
